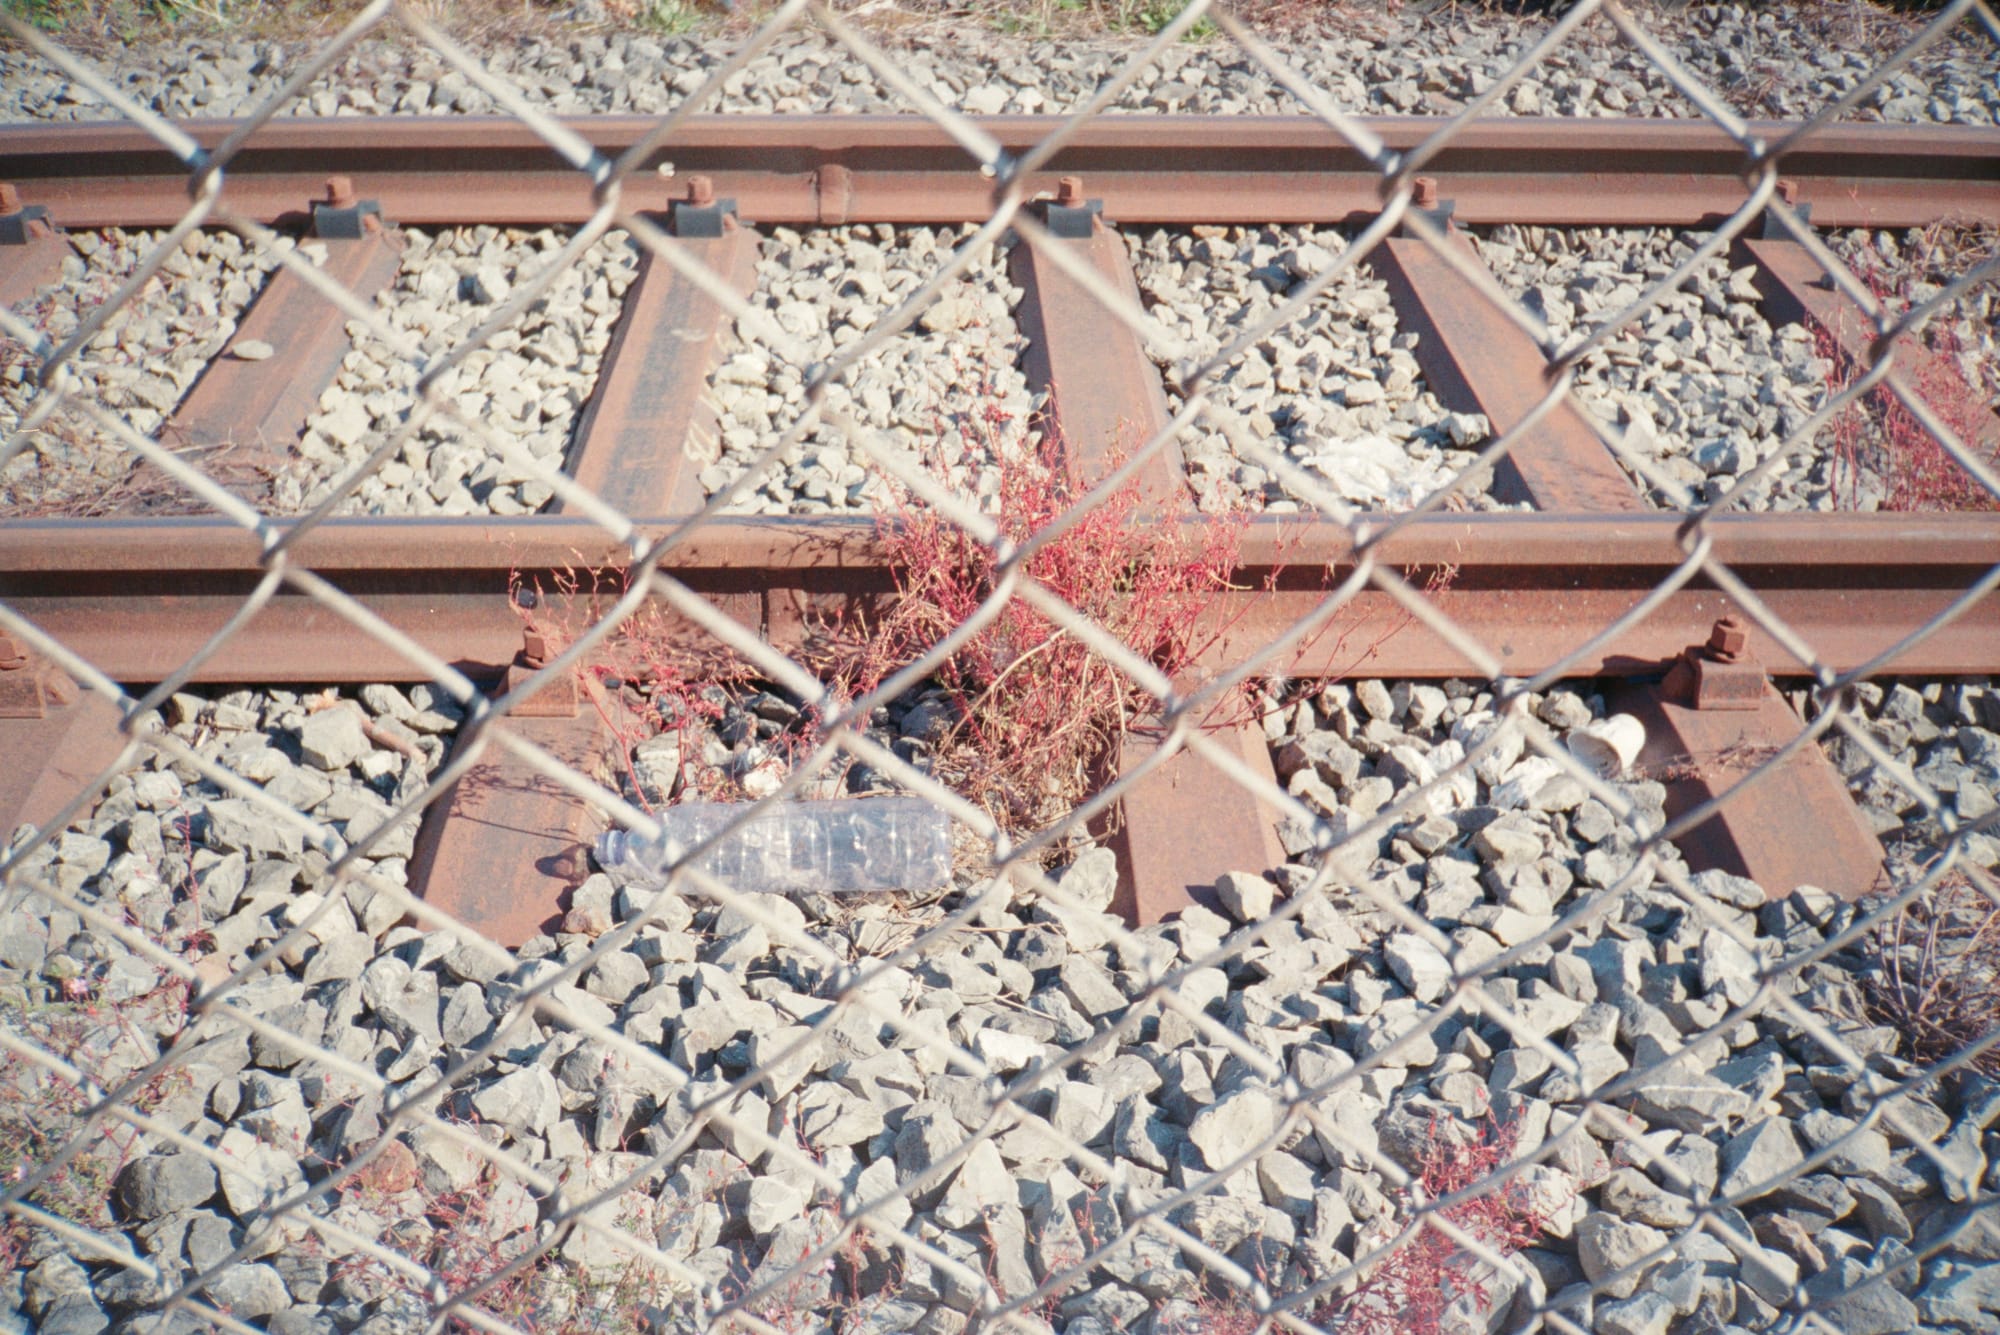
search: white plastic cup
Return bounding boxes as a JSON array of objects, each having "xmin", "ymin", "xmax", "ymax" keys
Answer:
[{"xmin": 1565, "ymin": 714, "xmax": 1646, "ymax": 779}]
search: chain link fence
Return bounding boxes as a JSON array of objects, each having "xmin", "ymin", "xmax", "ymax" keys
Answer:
[{"xmin": 3, "ymin": 2, "xmax": 2000, "ymax": 1334}]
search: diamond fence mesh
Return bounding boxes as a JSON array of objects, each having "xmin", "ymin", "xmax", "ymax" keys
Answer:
[{"xmin": 2, "ymin": 2, "xmax": 1999, "ymax": 1334}]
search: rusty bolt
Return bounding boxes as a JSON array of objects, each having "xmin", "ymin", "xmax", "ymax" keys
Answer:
[
  {"xmin": 1413, "ymin": 177, "xmax": 1438, "ymax": 210},
  {"xmin": 1707, "ymin": 616, "xmax": 1748, "ymax": 663},
  {"xmin": 687, "ymin": 175, "xmax": 714, "ymax": 207},
  {"xmin": 521, "ymin": 625, "xmax": 551, "ymax": 669},
  {"xmin": 0, "ymin": 183, "xmax": 19, "ymax": 215},
  {"xmin": 513, "ymin": 586, "xmax": 539, "ymax": 611},
  {"xmin": 0, "ymin": 633, "xmax": 23, "ymax": 671},
  {"xmin": 1056, "ymin": 175, "xmax": 1084, "ymax": 207},
  {"xmin": 325, "ymin": 176, "xmax": 356, "ymax": 210}
]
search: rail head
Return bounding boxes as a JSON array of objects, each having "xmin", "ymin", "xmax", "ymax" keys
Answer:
[
  {"xmin": 3, "ymin": 510, "xmax": 1999, "ymax": 575},
  {"xmin": 0, "ymin": 115, "xmax": 1994, "ymax": 228}
]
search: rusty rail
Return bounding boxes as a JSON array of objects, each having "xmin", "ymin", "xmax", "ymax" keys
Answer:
[
  {"xmin": 4, "ymin": 112, "xmax": 1996, "ymax": 936},
  {"xmin": 2, "ymin": 512, "xmax": 1994, "ymax": 682},
  {"xmin": 1, "ymin": 115, "xmax": 1996, "ymax": 228}
]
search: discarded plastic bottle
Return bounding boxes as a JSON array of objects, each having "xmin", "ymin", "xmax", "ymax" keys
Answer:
[{"xmin": 593, "ymin": 796, "xmax": 952, "ymax": 895}]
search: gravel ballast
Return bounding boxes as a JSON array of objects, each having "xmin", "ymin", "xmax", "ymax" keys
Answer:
[
  {"xmin": 2, "ymin": 228, "xmax": 281, "ymax": 517},
  {"xmin": 286, "ymin": 224, "xmax": 639, "ymax": 517},
  {"xmin": 702, "ymin": 225, "xmax": 1036, "ymax": 515},
  {"xmin": 6, "ymin": 669, "xmax": 1999, "ymax": 1333},
  {"xmin": 5, "ymin": 5, "xmax": 2000, "ymax": 1330},
  {"xmin": 1471, "ymin": 224, "xmax": 1845, "ymax": 512},
  {"xmin": 2, "ymin": 7, "xmax": 1994, "ymax": 126},
  {"xmin": 1129, "ymin": 225, "xmax": 1503, "ymax": 514}
]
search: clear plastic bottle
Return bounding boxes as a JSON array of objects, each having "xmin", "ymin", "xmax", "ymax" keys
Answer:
[{"xmin": 594, "ymin": 796, "xmax": 952, "ymax": 894}]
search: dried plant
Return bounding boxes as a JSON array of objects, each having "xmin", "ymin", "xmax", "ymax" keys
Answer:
[
  {"xmin": 1819, "ymin": 222, "xmax": 2000, "ymax": 514},
  {"xmin": 808, "ymin": 409, "xmax": 1249, "ymax": 842},
  {"xmin": 1335, "ymin": 1116, "xmax": 1558, "ymax": 1335},
  {"xmin": 1862, "ymin": 872, "xmax": 2000, "ymax": 1077}
]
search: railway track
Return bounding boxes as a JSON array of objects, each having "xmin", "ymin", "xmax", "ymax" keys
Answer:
[
  {"xmin": 0, "ymin": 0, "xmax": 1997, "ymax": 1309},
  {"xmin": 2, "ymin": 113, "xmax": 1997, "ymax": 939}
]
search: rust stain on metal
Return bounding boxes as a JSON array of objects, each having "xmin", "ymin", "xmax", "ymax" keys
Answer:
[
  {"xmin": 2, "ymin": 514, "xmax": 1996, "ymax": 682},
  {"xmin": 0, "ymin": 634, "xmax": 77, "ymax": 719},
  {"xmin": 0, "ymin": 181, "xmax": 70, "ymax": 311},
  {"xmin": 501, "ymin": 620, "xmax": 580, "ymax": 719},
  {"xmin": 562, "ymin": 221, "xmax": 758, "ymax": 516},
  {"xmin": 1374, "ymin": 230, "xmax": 1646, "ymax": 512},
  {"xmin": 1611, "ymin": 621, "xmax": 1888, "ymax": 901},
  {"xmin": 1010, "ymin": 214, "xmax": 1187, "ymax": 507},
  {"xmin": 814, "ymin": 163, "xmax": 852, "ymax": 224},
  {"xmin": 161, "ymin": 227, "xmax": 402, "ymax": 480},
  {"xmin": 6, "ymin": 117, "xmax": 1993, "ymax": 228},
  {"xmin": 1101, "ymin": 717, "xmax": 1288, "ymax": 925},
  {"xmin": 0, "ymin": 634, "xmax": 126, "ymax": 839},
  {"xmin": 407, "ymin": 704, "xmax": 612, "ymax": 949},
  {"xmin": 1657, "ymin": 614, "xmax": 1764, "ymax": 711},
  {"xmin": 0, "ymin": 693, "xmax": 126, "ymax": 840},
  {"xmin": 1742, "ymin": 236, "xmax": 2000, "ymax": 455}
]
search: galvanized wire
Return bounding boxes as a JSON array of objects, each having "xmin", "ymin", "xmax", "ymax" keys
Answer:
[{"xmin": 2, "ymin": 3, "xmax": 1999, "ymax": 1335}]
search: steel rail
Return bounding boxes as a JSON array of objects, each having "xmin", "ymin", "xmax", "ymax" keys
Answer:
[
  {"xmin": 4, "ymin": 113, "xmax": 1996, "ymax": 922},
  {"xmin": 1, "ymin": 115, "xmax": 1996, "ymax": 228},
  {"xmin": 3, "ymin": 512, "xmax": 1994, "ymax": 682}
]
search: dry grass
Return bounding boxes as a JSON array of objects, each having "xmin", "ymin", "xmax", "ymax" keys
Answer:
[
  {"xmin": 317, "ymin": 1151, "xmax": 691, "ymax": 1335},
  {"xmin": 805, "ymin": 412, "xmax": 1249, "ymax": 844},
  {"xmin": 1167, "ymin": 1116, "xmax": 1561, "ymax": 1335},
  {"xmin": 1820, "ymin": 220, "xmax": 2000, "ymax": 513},
  {"xmin": 0, "ymin": 844, "xmax": 210, "ymax": 1279},
  {"xmin": 1861, "ymin": 872, "xmax": 2000, "ymax": 1077}
]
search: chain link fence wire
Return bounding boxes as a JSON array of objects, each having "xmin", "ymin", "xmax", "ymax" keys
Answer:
[{"xmin": 3, "ymin": 2, "xmax": 2000, "ymax": 1333}]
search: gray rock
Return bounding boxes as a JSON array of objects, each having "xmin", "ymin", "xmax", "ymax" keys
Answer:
[
  {"xmin": 1624, "ymin": 1069, "xmax": 1753, "ymax": 1134},
  {"xmin": 1383, "ymin": 933, "xmax": 1453, "ymax": 1003},
  {"xmin": 118, "ymin": 1153, "xmax": 217, "ymax": 1219},
  {"xmin": 205, "ymin": 1262, "xmax": 292, "ymax": 1318},
  {"xmin": 894, "ymin": 1102, "xmax": 965, "ymax": 1206},
  {"xmin": 1214, "ymin": 870, "xmax": 1275, "ymax": 923},
  {"xmin": 728, "ymin": 1176, "xmax": 806, "ymax": 1240},
  {"xmin": 32, "ymin": 1293, "xmax": 110, "ymax": 1335},
  {"xmin": 1472, "ymin": 819, "xmax": 1543, "ymax": 866},
  {"xmin": 298, "ymin": 704, "xmax": 370, "ymax": 771},
  {"xmin": 1736, "ymin": 1236, "xmax": 1803, "ymax": 1307},
  {"xmin": 1047, "ymin": 1081, "xmax": 1114, "ymax": 1147},
  {"xmin": 471, "ymin": 1066, "xmax": 560, "ymax": 1136},
  {"xmin": 1849, "ymin": 1178, "xmax": 1913, "ymax": 1244},
  {"xmin": 935, "ymin": 1138, "xmax": 1014, "ymax": 1229},
  {"xmin": 748, "ymin": 1024, "xmax": 823, "ymax": 1099},
  {"xmin": 24, "ymin": 1255, "xmax": 106, "ymax": 1335},
  {"xmin": 1598, "ymin": 1167, "xmax": 1694, "ymax": 1230},
  {"xmin": 1698, "ymin": 927, "xmax": 1761, "ymax": 1007},
  {"xmin": 972, "ymin": 1025, "xmax": 1045, "ymax": 1073},
  {"xmin": 1798, "ymin": 1107, "xmax": 1893, "ymax": 1179},
  {"xmin": 1257, "ymin": 1151, "xmax": 1319, "ymax": 1220},
  {"xmin": 1718, "ymin": 1117, "xmax": 1806, "ymax": 1202},
  {"xmin": 1804, "ymin": 1258, "xmax": 1920, "ymax": 1335},
  {"xmin": 1057, "ymin": 847, "xmax": 1118, "ymax": 913},
  {"xmin": 1058, "ymin": 954, "xmax": 1127, "ymax": 1019},
  {"xmin": 201, "ymin": 799, "xmax": 305, "ymax": 859},
  {"xmin": 1576, "ymin": 1212, "xmax": 1666, "ymax": 1300},
  {"xmin": 1935, "ymin": 1122, "xmax": 1986, "ymax": 1202},
  {"xmin": 1594, "ymin": 1291, "xmax": 1674, "ymax": 1335},
  {"xmin": 215, "ymin": 1127, "xmax": 306, "ymax": 1217},
  {"xmin": 1112, "ymin": 1095, "xmax": 1180, "ymax": 1172},
  {"xmin": 1919, "ymin": 1263, "xmax": 2000, "ymax": 1329},
  {"xmin": 1187, "ymin": 1087, "xmax": 1280, "ymax": 1171}
]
